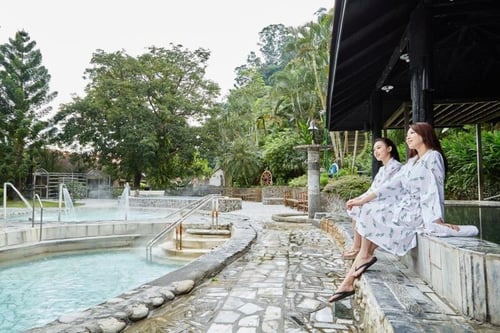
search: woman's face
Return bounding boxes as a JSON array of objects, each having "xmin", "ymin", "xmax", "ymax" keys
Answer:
[
  {"xmin": 373, "ymin": 141, "xmax": 392, "ymax": 162},
  {"xmin": 406, "ymin": 127, "xmax": 424, "ymax": 150}
]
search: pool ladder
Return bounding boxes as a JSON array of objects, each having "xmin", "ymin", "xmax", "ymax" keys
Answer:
[
  {"xmin": 145, "ymin": 194, "xmax": 222, "ymax": 261},
  {"xmin": 32, "ymin": 194, "xmax": 44, "ymax": 241}
]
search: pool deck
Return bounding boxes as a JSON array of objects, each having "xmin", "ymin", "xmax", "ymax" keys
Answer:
[
  {"xmin": 3, "ymin": 200, "xmax": 499, "ymax": 333},
  {"xmin": 123, "ymin": 202, "xmax": 499, "ymax": 333}
]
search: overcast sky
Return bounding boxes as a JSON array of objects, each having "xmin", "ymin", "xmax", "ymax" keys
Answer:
[{"xmin": 0, "ymin": 0, "xmax": 333, "ymax": 110}]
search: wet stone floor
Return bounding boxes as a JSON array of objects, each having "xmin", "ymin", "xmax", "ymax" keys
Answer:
[{"xmin": 125, "ymin": 221, "xmax": 358, "ymax": 333}]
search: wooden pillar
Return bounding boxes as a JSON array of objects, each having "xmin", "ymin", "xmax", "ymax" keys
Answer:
[
  {"xmin": 370, "ymin": 91, "xmax": 383, "ymax": 178},
  {"xmin": 409, "ymin": 3, "xmax": 433, "ymax": 125},
  {"xmin": 476, "ymin": 124, "xmax": 484, "ymax": 200}
]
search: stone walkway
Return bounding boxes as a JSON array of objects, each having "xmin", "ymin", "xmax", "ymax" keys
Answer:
[{"xmin": 124, "ymin": 202, "xmax": 357, "ymax": 333}]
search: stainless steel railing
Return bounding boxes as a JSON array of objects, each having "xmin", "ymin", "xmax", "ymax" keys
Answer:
[
  {"xmin": 145, "ymin": 194, "xmax": 221, "ymax": 261},
  {"xmin": 32, "ymin": 193, "xmax": 44, "ymax": 241}
]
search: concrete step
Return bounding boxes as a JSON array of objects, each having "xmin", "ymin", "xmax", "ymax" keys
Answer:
[
  {"xmin": 184, "ymin": 228, "xmax": 231, "ymax": 238},
  {"xmin": 160, "ymin": 245, "xmax": 213, "ymax": 259},
  {"xmin": 163, "ymin": 237, "xmax": 227, "ymax": 249}
]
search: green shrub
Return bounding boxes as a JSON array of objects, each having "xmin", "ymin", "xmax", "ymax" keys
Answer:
[
  {"xmin": 322, "ymin": 174, "xmax": 371, "ymax": 200},
  {"xmin": 287, "ymin": 173, "xmax": 335, "ymax": 188},
  {"xmin": 320, "ymin": 173, "xmax": 330, "ymax": 187},
  {"xmin": 66, "ymin": 181, "xmax": 86, "ymax": 201},
  {"xmin": 288, "ymin": 174, "xmax": 307, "ymax": 187}
]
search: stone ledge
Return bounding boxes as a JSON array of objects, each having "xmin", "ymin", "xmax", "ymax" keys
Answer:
[
  {"xmin": 402, "ymin": 234, "xmax": 500, "ymax": 326},
  {"xmin": 262, "ymin": 197, "xmax": 284, "ymax": 205}
]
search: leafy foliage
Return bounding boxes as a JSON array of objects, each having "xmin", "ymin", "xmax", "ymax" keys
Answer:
[
  {"xmin": 441, "ymin": 126, "xmax": 500, "ymax": 200},
  {"xmin": 51, "ymin": 45, "xmax": 219, "ymax": 189},
  {"xmin": 322, "ymin": 175, "xmax": 372, "ymax": 200},
  {"xmin": 288, "ymin": 172, "xmax": 330, "ymax": 187},
  {"xmin": 262, "ymin": 129, "xmax": 306, "ymax": 184},
  {"xmin": 66, "ymin": 181, "xmax": 86, "ymax": 201},
  {"xmin": 222, "ymin": 137, "xmax": 263, "ymax": 186},
  {"xmin": 0, "ymin": 31, "xmax": 56, "ymax": 190}
]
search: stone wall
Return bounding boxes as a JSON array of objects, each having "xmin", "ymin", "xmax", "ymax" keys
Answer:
[
  {"xmin": 401, "ymin": 234, "xmax": 500, "ymax": 326},
  {"xmin": 129, "ymin": 197, "xmax": 241, "ymax": 212}
]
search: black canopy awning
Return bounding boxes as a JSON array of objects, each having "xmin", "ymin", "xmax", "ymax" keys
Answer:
[{"xmin": 326, "ymin": 0, "xmax": 500, "ymax": 131}]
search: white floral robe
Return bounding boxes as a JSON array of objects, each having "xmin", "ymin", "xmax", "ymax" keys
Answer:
[
  {"xmin": 356, "ymin": 150, "xmax": 446, "ymax": 256},
  {"xmin": 347, "ymin": 157, "xmax": 402, "ymax": 220}
]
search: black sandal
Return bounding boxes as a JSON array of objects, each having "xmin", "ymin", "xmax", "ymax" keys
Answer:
[
  {"xmin": 328, "ymin": 290, "xmax": 355, "ymax": 303},
  {"xmin": 353, "ymin": 256, "xmax": 378, "ymax": 278}
]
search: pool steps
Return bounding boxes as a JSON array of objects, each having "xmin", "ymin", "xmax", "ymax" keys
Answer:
[{"xmin": 161, "ymin": 228, "xmax": 232, "ymax": 258}]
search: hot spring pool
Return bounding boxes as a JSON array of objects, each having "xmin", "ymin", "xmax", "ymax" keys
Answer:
[
  {"xmin": 445, "ymin": 203, "xmax": 500, "ymax": 245},
  {"xmin": 0, "ymin": 248, "xmax": 185, "ymax": 332},
  {"xmin": 6, "ymin": 206, "xmax": 176, "ymax": 223}
]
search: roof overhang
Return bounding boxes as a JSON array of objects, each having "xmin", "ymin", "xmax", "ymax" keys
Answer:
[{"xmin": 326, "ymin": 0, "xmax": 500, "ymax": 131}]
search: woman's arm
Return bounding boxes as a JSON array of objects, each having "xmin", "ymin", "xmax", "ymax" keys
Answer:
[{"xmin": 346, "ymin": 191, "xmax": 377, "ymax": 209}]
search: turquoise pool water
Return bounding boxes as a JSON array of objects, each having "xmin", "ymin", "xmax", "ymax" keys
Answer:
[{"xmin": 0, "ymin": 248, "xmax": 184, "ymax": 332}]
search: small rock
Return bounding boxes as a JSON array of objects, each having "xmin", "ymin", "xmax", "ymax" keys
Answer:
[
  {"xmin": 169, "ymin": 280, "xmax": 194, "ymax": 295},
  {"xmin": 128, "ymin": 303, "xmax": 149, "ymax": 321},
  {"xmin": 96, "ymin": 317, "xmax": 127, "ymax": 333},
  {"xmin": 158, "ymin": 287, "xmax": 175, "ymax": 300},
  {"xmin": 150, "ymin": 296, "xmax": 165, "ymax": 307}
]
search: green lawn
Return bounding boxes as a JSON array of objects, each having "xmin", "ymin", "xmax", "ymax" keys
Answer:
[{"xmin": 4, "ymin": 200, "xmax": 81, "ymax": 208}]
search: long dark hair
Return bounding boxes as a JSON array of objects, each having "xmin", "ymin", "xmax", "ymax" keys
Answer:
[
  {"xmin": 374, "ymin": 137, "xmax": 400, "ymax": 162},
  {"xmin": 408, "ymin": 122, "xmax": 448, "ymax": 173}
]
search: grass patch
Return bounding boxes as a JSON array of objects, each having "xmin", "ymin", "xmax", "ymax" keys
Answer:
[{"xmin": 5, "ymin": 200, "xmax": 82, "ymax": 208}]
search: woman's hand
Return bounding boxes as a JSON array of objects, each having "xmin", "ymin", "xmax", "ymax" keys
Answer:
[
  {"xmin": 346, "ymin": 197, "xmax": 363, "ymax": 210},
  {"xmin": 436, "ymin": 218, "xmax": 460, "ymax": 231},
  {"xmin": 346, "ymin": 192, "xmax": 376, "ymax": 210}
]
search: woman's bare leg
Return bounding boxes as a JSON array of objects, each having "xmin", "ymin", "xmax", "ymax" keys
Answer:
[
  {"xmin": 352, "ymin": 236, "xmax": 377, "ymax": 278},
  {"xmin": 329, "ymin": 236, "xmax": 379, "ymax": 302},
  {"xmin": 342, "ymin": 219, "xmax": 361, "ymax": 258}
]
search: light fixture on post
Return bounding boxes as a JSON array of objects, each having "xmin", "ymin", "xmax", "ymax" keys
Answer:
[
  {"xmin": 400, "ymin": 53, "xmax": 410, "ymax": 63},
  {"xmin": 308, "ymin": 119, "xmax": 318, "ymax": 144},
  {"xmin": 381, "ymin": 85, "xmax": 394, "ymax": 93}
]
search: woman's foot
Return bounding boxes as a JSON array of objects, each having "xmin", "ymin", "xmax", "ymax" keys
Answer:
[
  {"xmin": 328, "ymin": 289, "xmax": 355, "ymax": 302},
  {"xmin": 352, "ymin": 256, "xmax": 378, "ymax": 278},
  {"xmin": 342, "ymin": 248, "xmax": 360, "ymax": 260}
]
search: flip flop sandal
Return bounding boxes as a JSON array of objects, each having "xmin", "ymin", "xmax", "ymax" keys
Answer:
[
  {"xmin": 353, "ymin": 256, "xmax": 378, "ymax": 278},
  {"xmin": 342, "ymin": 249, "xmax": 360, "ymax": 260},
  {"xmin": 328, "ymin": 290, "xmax": 355, "ymax": 303}
]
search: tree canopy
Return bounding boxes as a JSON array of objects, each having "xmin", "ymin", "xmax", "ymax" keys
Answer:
[
  {"xmin": 51, "ymin": 45, "xmax": 220, "ymax": 188},
  {"xmin": 0, "ymin": 30, "xmax": 56, "ymax": 191}
]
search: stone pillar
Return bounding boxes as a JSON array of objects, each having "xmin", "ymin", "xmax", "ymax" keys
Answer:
[{"xmin": 307, "ymin": 145, "xmax": 321, "ymax": 219}]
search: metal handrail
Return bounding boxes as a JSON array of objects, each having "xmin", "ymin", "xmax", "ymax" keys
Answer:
[
  {"xmin": 3, "ymin": 182, "xmax": 32, "ymax": 219},
  {"xmin": 145, "ymin": 194, "xmax": 221, "ymax": 261},
  {"xmin": 32, "ymin": 194, "xmax": 44, "ymax": 241}
]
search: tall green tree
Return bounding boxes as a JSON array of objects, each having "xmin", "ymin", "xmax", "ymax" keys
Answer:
[
  {"xmin": 262, "ymin": 129, "xmax": 306, "ymax": 184},
  {"xmin": 0, "ymin": 30, "xmax": 56, "ymax": 191},
  {"xmin": 52, "ymin": 45, "xmax": 219, "ymax": 189},
  {"xmin": 222, "ymin": 137, "xmax": 263, "ymax": 186}
]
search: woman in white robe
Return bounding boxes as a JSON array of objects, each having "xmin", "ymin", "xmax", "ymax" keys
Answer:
[
  {"xmin": 329, "ymin": 122, "xmax": 460, "ymax": 303},
  {"xmin": 343, "ymin": 138, "xmax": 402, "ymax": 259}
]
